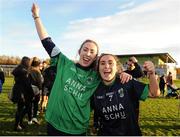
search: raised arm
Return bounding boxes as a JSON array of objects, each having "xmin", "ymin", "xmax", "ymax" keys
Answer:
[
  {"xmin": 31, "ymin": 3, "xmax": 49, "ymax": 40},
  {"xmin": 143, "ymin": 61, "xmax": 160, "ymax": 97}
]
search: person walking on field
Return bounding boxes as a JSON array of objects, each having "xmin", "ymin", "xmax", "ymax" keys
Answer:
[
  {"xmin": 159, "ymin": 74, "xmax": 166, "ymax": 97},
  {"xmin": 166, "ymin": 72, "xmax": 174, "ymax": 95},
  {"xmin": 29, "ymin": 57, "xmax": 43, "ymax": 125},
  {"xmin": 12, "ymin": 56, "xmax": 34, "ymax": 131},
  {"xmin": 31, "ymin": 3, "xmax": 131, "ymax": 135},
  {"xmin": 0, "ymin": 67, "xmax": 5, "ymax": 93}
]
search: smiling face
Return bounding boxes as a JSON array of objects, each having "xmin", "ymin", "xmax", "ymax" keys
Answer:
[
  {"xmin": 78, "ymin": 41, "xmax": 98, "ymax": 67},
  {"xmin": 98, "ymin": 54, "xmax": 118, "ymax": 85}
]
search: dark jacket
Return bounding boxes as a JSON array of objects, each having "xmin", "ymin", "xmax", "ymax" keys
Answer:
[
  {"xmin": 159, "ymin": 75, "xmax": 166, "ymax": 89},
  {"xmin": 29, "ymin": 68, "xmax": 42, "ymax": 90},
  {"xmin": 125, "ymin": 63, "xmax": 144, "ymax": 78},
  {"xmin": 0, "ymin": 71, "xmax": 5, "ymax": 84},
  {"xmin": 42, "ymin": 66, "xmax": 56, "ymax": 91},
  {"xmin": 12, "ymin": 65, "xmax": 34, "ymax": 103}
]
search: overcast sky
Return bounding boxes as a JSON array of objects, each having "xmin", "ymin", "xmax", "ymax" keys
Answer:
[{"xmin": 0, "ymin": 0, "xmax": 180, "ymax": 66}]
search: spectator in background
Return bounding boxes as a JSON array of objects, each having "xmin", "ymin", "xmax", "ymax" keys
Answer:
[
  {"xmin": 0, "ymin": 67, "xmax": 5, "ymax": 93},
  {"xmin": 42, "ymin": 60, "xmax": 48, "ymax": 71},
  {"xmin": 39, "ymin": 60, "xmax": 48, "ymax": 73},
  {"xmin": 125, "ymin": 56, "xmax": 144, "ymax": 79},
  {"xmin": 159, "ymin": 74, "xmax": 166, "ymax": 96},
  {"xmin": 124, "ymin": 56, "xmax": 144, "ymax": 123},
  {"xmin": 39, "ymin": 60, "xmax": 47, "ymax": 103},
  {"xmin": 40, "ymin": 60, "xmax": 50, "ymax": 113},
  {"xmin": 166, "ymin": 72, "xmax": 173, "ymax": 85},
  {"xmin": 29, "ymin": 57, "xmax": 43, "ymax": 125},
  {"xmin": 41, "ymin": 63, "xmax": 56, "ymax": 113},
  {"xmin": 166, "ymin": 72, "xmax": 173, "ymax": 94},
  {"xmin": 12, "ymin": 56, "xmax": 34, "ymax": 131}
]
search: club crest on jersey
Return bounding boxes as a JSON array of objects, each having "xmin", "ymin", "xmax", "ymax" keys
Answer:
[
  {"xmin": 118, "ymin": 88, "xmax": 124, "ymax": 98},
  {"xmin": 86, "ymin": 77, "xmax": 93, "ymax": 84}
]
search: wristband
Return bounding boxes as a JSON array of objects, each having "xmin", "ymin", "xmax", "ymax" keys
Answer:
[
  {"xmin": 34, "ymin": 16, "xmax": 40, "ymax": 20},
  {"xmin": 32, "ymin": 15, "xmax": 40, "ymax": 20}
]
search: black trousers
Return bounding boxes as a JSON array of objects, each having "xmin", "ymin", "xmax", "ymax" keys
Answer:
[
  {"xmin": 15, "ymin": 101, "xmax": 32, "ymax": 127},
  {"xmin": 47, "ymin": 123, "xmax": 86, "ymax": 136},
  {"xmin": 32, "ymin": 94, "xmax": 40, "ymax": 118}
]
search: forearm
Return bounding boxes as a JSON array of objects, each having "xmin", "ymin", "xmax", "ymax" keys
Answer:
[
  {"xmin": 31, "ymin": 3, "xmax": 60, "ymax": 57},
  {"xmin": 148, "ymin": 73, "xmax": 160, "ymax": 97},
  {"xmin": 34, "ymin": 17, "xmax": 49, "ymax": 40}
]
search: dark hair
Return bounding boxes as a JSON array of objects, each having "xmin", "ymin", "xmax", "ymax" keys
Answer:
[
  {"xmin": 20, "ymin": 56, "xmax": 30, "ymax": 68},
  {"xmin": 128, "ymin": 59, "xmax": 132, "ymax": 62},
  {"xmin": 97, "ymin": 53, "xmax": 123, "ymax": 74}
]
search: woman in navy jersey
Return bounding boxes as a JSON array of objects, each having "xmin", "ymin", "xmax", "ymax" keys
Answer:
[{"xmin": 92, "ymin": 53, "xmax": 160, "ymax": 136}]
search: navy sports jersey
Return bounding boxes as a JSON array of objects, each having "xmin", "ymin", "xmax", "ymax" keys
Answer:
[{"xmin": 92, "ymin": 77, "xmax": 149, "ymax": 136}]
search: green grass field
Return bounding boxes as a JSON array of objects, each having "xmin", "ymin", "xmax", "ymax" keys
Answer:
[{"xmin": 0, "ymin": 77, "xmax": 180, "ymax": 135}]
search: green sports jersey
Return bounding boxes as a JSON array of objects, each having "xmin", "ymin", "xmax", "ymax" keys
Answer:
[{"xmin": 45, "ymin": 53, "xmax": 100, "ymax": 134}]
